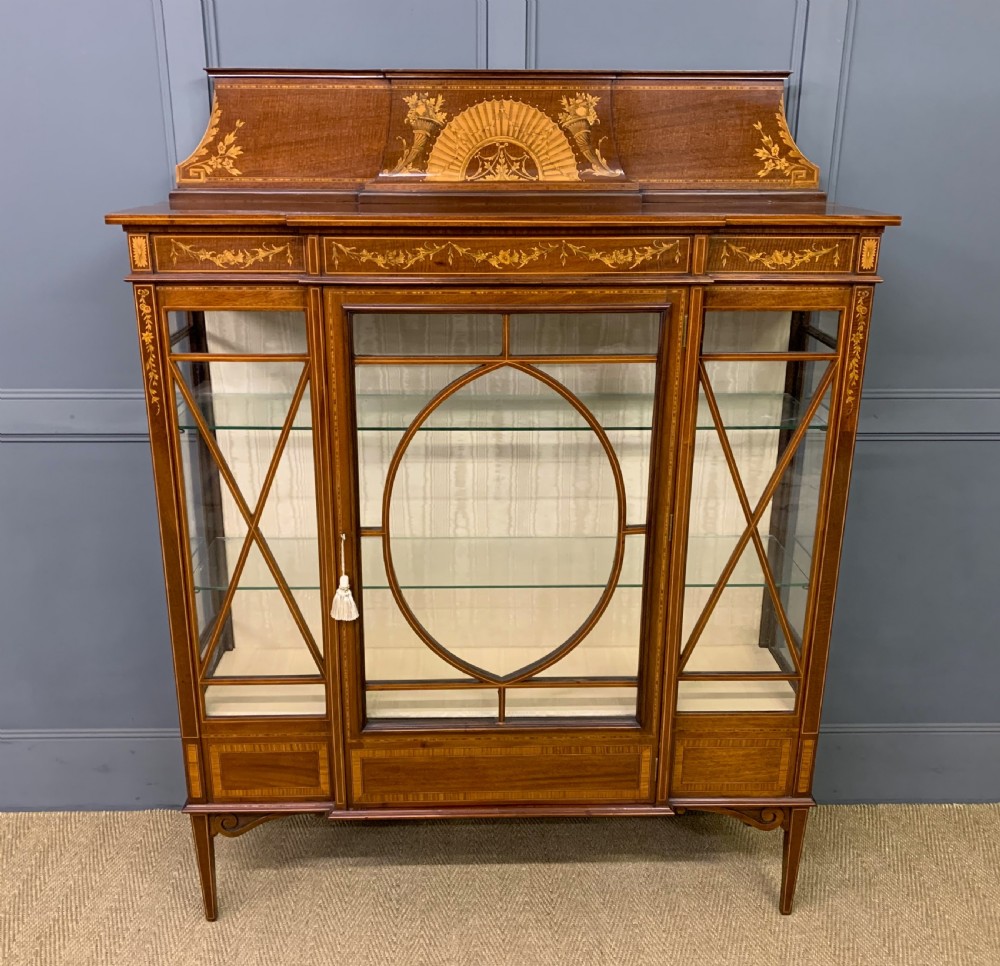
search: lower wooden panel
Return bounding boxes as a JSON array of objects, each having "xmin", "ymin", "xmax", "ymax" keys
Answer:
[
  {"xmin": 206, "ymin": 740, "xmax": 331, "ymax": 801},
  {"xmin": 671, "ymin": 717, "xmax": 797, "ymax": 797},
  {"xmin": 350, "ymin": 741, "xmax": 653, "ymax": 806}
]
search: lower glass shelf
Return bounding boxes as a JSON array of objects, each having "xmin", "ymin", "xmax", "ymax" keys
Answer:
[
  {"xmin": 365, "ymin": 686, "xmax": 637, "ymax": 719},
  {"xmin": 676, "ymin": 679, "xmax": 796, "ymax": 713},
  {"xmin": 190, "ymin": 533, "xmax": 812, "ymax": 592},
  {"xmin": 204, "ymin": 684, "xmax": 326, "ymax": 717}
]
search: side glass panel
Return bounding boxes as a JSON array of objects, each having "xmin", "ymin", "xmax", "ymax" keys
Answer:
[
  {"xmin": 170, "ymin": 309, "xmax": 325, "ymax": 717},
  {"xmin": 677, "ymin": 310, "xmax": 838, "ymax": 713},
  {"xmin": 353, "ymin": 310, "xmax": 664, "ymax": 722}
]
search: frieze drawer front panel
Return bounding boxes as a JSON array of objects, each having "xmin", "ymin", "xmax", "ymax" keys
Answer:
[
  {"xmin": 671, "ymin": 736, "xmax": 795, "ymax": 797},
  {"xmin": 324, "ymin": 236, "xmax": 691, "ymax": 275},
  {"xmin": 108, "ymin": 68, "xmax": 898, "ymax": 919},
  {"xmin": 707, "ymin": 235, "xmax": 856, "ymax": 273},
  {"xmin": 152, "ymin": 235, "xmax": 305, "ymax": 273},
  {"xmin": 350, "ymin": 742, "xmax": 654, "ymax": 806},
  {"xmin": 207, "ymin": 741, "xmax": 331, "ymax": 801}
]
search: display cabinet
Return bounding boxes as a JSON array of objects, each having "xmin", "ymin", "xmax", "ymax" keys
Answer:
[{"xmin": 107, "ymin": 69, "xmax": 898, "ymax": 918}]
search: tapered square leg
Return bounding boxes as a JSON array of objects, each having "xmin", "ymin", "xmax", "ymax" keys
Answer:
[
  {"xmin": 779, "ymin": 807, "xmax": 809, "ymax": 914},
  {"xmin": 190, "ymin": 814, "xmax": 218, "ymax": 921}
]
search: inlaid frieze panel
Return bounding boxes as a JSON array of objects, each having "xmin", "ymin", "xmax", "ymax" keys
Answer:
[
  {"xmin": 324, "ymin": 236, "xmax": 690, "ymax": 274},
  {"xmin": 707, "ymin": 236, "xmax": 855, "ymax": 273},
  {"xmin": 153, "ymin": 235, "xmax": 305, "ymax": 273}
]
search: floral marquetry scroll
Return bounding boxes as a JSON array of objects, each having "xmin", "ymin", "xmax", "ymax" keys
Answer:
[
  {"xmin": 752, "ymin": 99, "xmax": 819, "ymax": 187},
  {"xmin": 708, "ymin": 236, "xmax": 855, "ymax": 273},
  {"xmin": 133, "ymin": 287, "xmax": 160, "ymax": 416},
  {"xmin": 843, "ymin": 287, "xmax": 873, "ymax": 414},
  {"xmin": 325, "ymin": 237, "xmax": 688, "ymax": 274},
  {"xmin": 153, "ymin": 236, "xmax": 305, "ymax": 273},
  {"xmin": 176, "ymin": 97, "xmax": 246, "ymax": 183}
]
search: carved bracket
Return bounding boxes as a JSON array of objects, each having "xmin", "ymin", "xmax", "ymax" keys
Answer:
[
  {"xmin": 210, "ymin": 813, "xmax": 287, "ymax": 839},
  {"xmin": 675, "ymin": 805, "xmax": 788, "ymax": 831}
]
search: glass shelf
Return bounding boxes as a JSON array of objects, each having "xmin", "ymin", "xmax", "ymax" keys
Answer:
[
  {"xmin": 176, "ymin": 391, "xmax": 311, "ymax": 432},
  {"xmin": 190, "ymin": 534, "xmax": 811, "ymax": 592},
  {"xmin": 176, "ymin": 391, "xmax": 827, "ymax": 433}
]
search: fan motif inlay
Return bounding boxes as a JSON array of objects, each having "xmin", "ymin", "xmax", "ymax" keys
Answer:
[{"xmin": 425, "ymin": 99, "xmax": 581, "ymax": 182}]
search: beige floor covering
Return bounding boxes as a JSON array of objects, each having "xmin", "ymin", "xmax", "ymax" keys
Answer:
[{"xmin": 2, "ymin": 805, "xmax": 999, "ymax": 966}]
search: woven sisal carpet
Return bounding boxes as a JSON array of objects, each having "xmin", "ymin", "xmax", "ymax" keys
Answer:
[{"xmin": 2, "ymin": 805, "xmax": 998, "ymax": 966}]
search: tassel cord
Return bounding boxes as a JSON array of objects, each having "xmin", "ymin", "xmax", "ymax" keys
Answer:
[{"xmin": 330, "ymin": 532, "xmax": 360, "ymax": 622}]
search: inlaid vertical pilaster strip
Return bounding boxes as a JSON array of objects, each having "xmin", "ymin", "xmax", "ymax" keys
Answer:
[
  {"xmin": 799, "ymin": 285, "xmax": 874, "ymax": 737},
  {"xmin": 796, "ymin": 737, "xmax": 816, "ymax": 793},
  {"xmin": 186, "ymin": 742, "xmax": 204, "ymax": 798},
  {"xmin": 306, "ymin": 236, "xmax": 321, "ymax": 275},
  {"xmin": 692, "ymin": 235, "xmax": 709, "ymax": 276},
  {"xmin": 134, "ymin": 287, "xmax": 161, "ymax": 416},
  {"xmin": 131, "ymin": 284, "xmax": 202, "ymax": 742},
  {"xmin": 842, "ymin": 286, "xmax": 872, "ymax": 415}
]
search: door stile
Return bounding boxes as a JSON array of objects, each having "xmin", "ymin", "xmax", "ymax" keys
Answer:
[
  {"xmin": 324, "ymin": 287, "xmax": 367, "ymax": 741},
  {"xmin": 636, "ymin": 289, "xmax": 687, "ymax": 738},
  {"xmin": 133, "ymin": 283, "xmax": 206, "ymax": 801},
  {"xmin": 309, "ymin": 285, "xmax": 348, "ymax": 809},
  {"xmin": 656, "ymin": 285, "xmax": 705, "ymax": 802}
]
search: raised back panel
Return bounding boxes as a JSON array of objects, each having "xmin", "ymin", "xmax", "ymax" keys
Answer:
[{"xmin": 172, "ymin": 70, "xmax": 820, "ymax": 204}]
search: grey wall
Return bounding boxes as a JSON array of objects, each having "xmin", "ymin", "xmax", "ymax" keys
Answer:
[{"xmin": 1, "ymin": 1, "xmax": 997, "ymax": 807}]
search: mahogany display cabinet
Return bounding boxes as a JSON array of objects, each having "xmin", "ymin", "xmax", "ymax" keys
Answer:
[{"xmin": 107, "ymin": 69, "xmax": 899, "ymax": 918}]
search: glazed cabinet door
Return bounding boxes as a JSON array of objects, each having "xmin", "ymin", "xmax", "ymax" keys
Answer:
[
  {"xmin": 157, "ymin": 287, "xmax": 331, "ymax": 723},
  {"xmin": 327, "ymin": 287, "xmax": 686, "ymax": 807},
  {"xmin": 666, "ymin": 285, "xmax": 865, "ymax": 801}
]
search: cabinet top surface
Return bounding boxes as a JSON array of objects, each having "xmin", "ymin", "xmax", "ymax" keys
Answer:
[{"xmin": 108, "ymin": 70, "xmax": 899, "ymax": 226}]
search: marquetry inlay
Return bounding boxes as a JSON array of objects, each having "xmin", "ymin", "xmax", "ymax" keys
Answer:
[
  {"xmin": 326, "ymin": 237, "xmax": 687, "ymax": 274},
  {"xmin": 133, "ymin": 287, "xmax": 160, "ymax": 416},
  {"xmin": 709, "ymin": 236, "xmax": 854, "ymax": 273},
  {"xmin": 844, "ymin": 287, "xmax": 873, "ymax": 415},
  {"xmin": 176, "ymin": 97, "xmax": 246, "ymax": 183},
  {"xmin": 859, "ymin": 236, "xmax": 880, "ymax": 272},
  {"xmin": 128, "ymin": 234, "xmax": 150, "ymax": 271},
  {"xmin": 185, "ymin": 743, "xmax": 203, "ymax": 798},
  {"xmin": 797, "ymin": 738, "xmax": 817, "ymax": 794},
  {"xmin": 752, "ymin": 98, "xmax": 820, "ymax": 187}
]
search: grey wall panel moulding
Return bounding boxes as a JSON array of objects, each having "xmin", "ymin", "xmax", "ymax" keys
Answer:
[
  {"xmin": 0, "ymin": 0, "xmax": 171, "ymax": 390},
  {"xmin": 211, "ymin": 0, "xmax": 484, "ymax": 68},
  {"xmin": 0, "ymin": 731, "xmax": 186, "ymax": 810},
  {"xmin": 794, "ymin": 0, "xmax": 851, "ymax": 193},
  {"xmin": 488, "ymin": 0, "xmax": 528, "ymax": 68},
  {"xmin": 815, "ymin": 725, "xmax": 1000, "ymax": 804},
  {"xmin": 158, "ymin": 0, "xmax": 215, "ymax": 170},
  {"xmin": 0, "ymin": 442, "xmax": 178, "ymax": 731},
  {"xmin": 0, "ymin": 390, "xmax": 148, "ymax": 442},
  {"xmin": 825, "ymin": 440, "xmax": 1000, "ymax": 726},
  {"xmin": 531, "ymin": 0, "xmax": 803, "ymax": 73},
  {"xmin": 857, "ymin": 389, "xmax": 1000, "ymax": 441},
  {"xmin": 833, "ymin": 1, "xmax": 1000, "ymax": 390}
]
